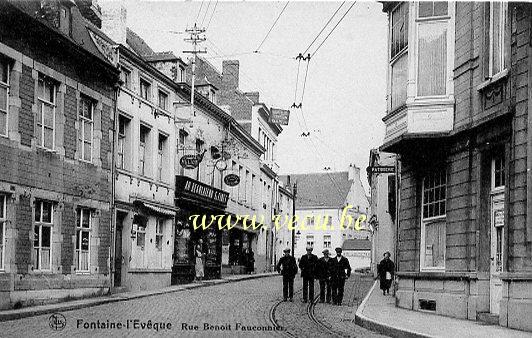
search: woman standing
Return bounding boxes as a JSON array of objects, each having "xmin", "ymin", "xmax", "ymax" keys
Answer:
[
  {"xmin": 246, "ymin": 248, "xmax": 255, "ymax": 274},
  {"xmin": 195, "ymin": 239, "xmax": 204, "ymax": 282},
  {"xmin": 378, "ymin": 251, "xmax": 395, "ymax": 295}
]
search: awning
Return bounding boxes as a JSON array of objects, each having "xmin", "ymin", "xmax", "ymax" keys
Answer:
[{"xmin": 133, "ymin": 200, "xmax": 178, "ymax": 218}]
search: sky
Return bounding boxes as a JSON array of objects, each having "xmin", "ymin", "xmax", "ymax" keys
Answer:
[{"xmin": 125, "ymin": 0, "xmax": 388, "ymax": 192}]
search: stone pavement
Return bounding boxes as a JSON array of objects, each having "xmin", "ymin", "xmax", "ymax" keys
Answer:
[
  {"xmin": 0, "ymin": 272, "xmax": 276, "ymax": 322},
  {"xmin": 355, "ymin": 281, "xmax": 532, "ymax": 338}
]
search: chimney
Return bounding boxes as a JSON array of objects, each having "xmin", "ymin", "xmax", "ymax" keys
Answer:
[
  {"xmin": 222, "ymin": 60, "xmax": 239, "ymax": 90},
  {"xmin": 75, "ymin": 0, "xmax": 103, "ymax": 28},
  {"xmin": 100, "ymin": 0, "xmax": 127, "ymax": 45},
  {"xmin": 244, "ymin": 92, "xmax": 259, "ymax": 104},
  {"xmin": 348, "ymin": 164, "xmax": 360, "ymax": 181}
]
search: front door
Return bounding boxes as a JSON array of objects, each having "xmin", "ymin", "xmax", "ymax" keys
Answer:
[{"xmin": 489, "ymin": 157, "xmax": 505, "ymax": 314}]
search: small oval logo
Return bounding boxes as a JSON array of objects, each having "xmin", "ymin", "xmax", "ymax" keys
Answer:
[
  {"xmin": 49, "ymin": 313, "xmax": 66, "ymax": 331},
  {"xmin": 180, "ymin": 155, "xmax": 199, "ymax": 169},
  {"xmin": 224, "ymin": 174, "xmax": 240, "ymax": 187}
]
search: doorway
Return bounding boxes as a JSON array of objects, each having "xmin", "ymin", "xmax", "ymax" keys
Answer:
[
  {"xmin": 489, "ymin": 157, "xmax": 505, "ymax": 315},
  {"xmin": 114, "ymin": 211, "xmax": 127, "ymax": 287}
]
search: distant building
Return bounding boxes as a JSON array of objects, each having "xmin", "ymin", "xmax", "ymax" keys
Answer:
[
  {"xmin": 367, "ymin": 149, "xmax": 396, "ymax": 277},
  {"xmin": 342, "ymin": 239, "xmax": 372, "ymax": 271},
  {"xmin": 281, "ymin": 165, "xmax": 370, "ymax": 259}
]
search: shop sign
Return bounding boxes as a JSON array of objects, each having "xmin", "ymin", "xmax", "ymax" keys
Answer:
[
  {"xmin": 368, "ymin": 166, "xmax": 395, "ymax": 174},
  {"xmin": 180, "ymin": 155, "xmax": 200, "ymax": 169},
  {"xmin": 224, "ymin": 174, "xmax": 240, "ymax": 187},
  {"xmin": 269, "ymin": 109, "xmax": 290, "ymax": 125},
  {"xmin": 494, "ymin": 210, "xmax": 504, "ymax": 227}
]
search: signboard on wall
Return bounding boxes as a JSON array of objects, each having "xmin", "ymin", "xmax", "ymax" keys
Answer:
[
  {"xmin": 224, "ymin": 174, "xmax": 240, "ymax": 186},
  {"xmin": 368, "ymin": 166, "xmax": 395, "ymax": 174},
  {"xmin": 269, "ymin": 109, "xmax": 290, "ymax": 125}
]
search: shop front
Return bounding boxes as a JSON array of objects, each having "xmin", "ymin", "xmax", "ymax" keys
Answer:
[
  {"xmin": 222, "ymin": 225, "xmax": 257, "ymax": 275},
  {"xmin": 172, "ymin": 175, "xmax": 229, "ymax": 284}
]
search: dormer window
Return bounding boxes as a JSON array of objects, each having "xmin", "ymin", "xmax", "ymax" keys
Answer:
[
  {"xmin": 210, "ymin": 89, "xmax": 216, "ymax": 104},
  {"xmin": 59, "ymin": 5, "xmax": 72, "ymax": 37}
]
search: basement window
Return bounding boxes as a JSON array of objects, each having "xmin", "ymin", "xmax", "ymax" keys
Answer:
[{"xmin": 419, "ymin": 299, "xmax": 436, "ymax": 311}]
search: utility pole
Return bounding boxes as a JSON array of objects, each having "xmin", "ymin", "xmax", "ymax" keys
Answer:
[
  {"xmin": 291, "ymin": 182, "xmax": 297, "ymax": 256},
  {"xmin": 183, "ymin": 23, "xmax": 207, "ymax": 119}
]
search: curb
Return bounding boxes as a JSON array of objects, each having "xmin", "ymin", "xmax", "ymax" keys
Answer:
[
  {"xmin": 354, "ymin": 280, "xmax": 430, "ymax": 338},
  {"xmin": 0, "ymin": 273, "xmax": 277, "ymax": 322}
]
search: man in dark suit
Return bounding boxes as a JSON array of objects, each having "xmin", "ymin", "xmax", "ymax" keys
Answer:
[
  {"xmin": 329, "ymin": 247, "xmax": 351, "ymax": 305},
  {"xmin": 315, "ymin": 248, "xmax": 332, "ymax": 303},
  {"xmin": 299, "ymin": 246, "xmax": 318, "ymax": 303},
  {"xmin": 276, "ymin": 248, "xmax": 298, "ymax": 302}
]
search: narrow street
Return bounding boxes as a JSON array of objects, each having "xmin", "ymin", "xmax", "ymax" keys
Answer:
[{"xmin": 0, "ymin": 275, "xmax": 384, "ymax": 338}]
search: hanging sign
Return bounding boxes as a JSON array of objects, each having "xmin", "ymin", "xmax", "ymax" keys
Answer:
[
  {"xmin": 269, "ymin": 109, "xmax": 290, "ymax": 125},
  {"xmin": 369, "ymin": 166, "xmax": 395, "ymax": 174},
  {"xmin": 224, "ymin": 174, "xmax": 240, "ymax": 187},
  {"xmin": 180, "ymin": 155, "xmax": 199, "ymax": 169}
]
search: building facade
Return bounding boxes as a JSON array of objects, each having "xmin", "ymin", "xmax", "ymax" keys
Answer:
[
  {"xmin": 380, "ymin": 1, "xmax": 531, "ymax": 331},
  {"xmin": 0, "ymin": 0, "xmax": 119, "ymax": 309}
]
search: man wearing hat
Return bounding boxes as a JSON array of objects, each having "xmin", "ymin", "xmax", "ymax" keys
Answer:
[
  {"xmin": 276, "ymin": 248, "xmax": 298, "ymax": 302},
  {"xmin": 299, "ymin": 246, "xmax": 318, "ymax": 303},
  {"xmin": 329, "ymin": 247, "xmax": 351, "ymax": 305},
  {"xmin": 315, "ymin": 248, "xmax": 332, "ymax": 303}
]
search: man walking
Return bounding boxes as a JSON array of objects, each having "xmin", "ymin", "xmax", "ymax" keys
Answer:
[
  {"xmin": 276, "ymin": 248, "xmax": 298, "ymax": 302},
  {"xmin": 299, "ymin": 246, "xmax": 318, "ymax": 303},
  {"xmin": 315, "ymin": 249, "xmax": 332, "ymax": 303},
  {"xmin": 329, "ymin": 247, "xmax": 351, "ymax": 306}
]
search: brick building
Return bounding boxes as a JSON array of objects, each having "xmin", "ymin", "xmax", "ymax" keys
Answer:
[
  {"xmin": 380, "ymin": 2, "xmax": 531, "ymax": 331},
  {"xmin": 0, "ymin": 0, "xmax": 119, "ymax": 309}
]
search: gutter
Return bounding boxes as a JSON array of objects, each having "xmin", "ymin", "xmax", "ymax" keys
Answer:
[{"xmin": 527, "ymin": 10, "xmax": 532, "ymax": 259}]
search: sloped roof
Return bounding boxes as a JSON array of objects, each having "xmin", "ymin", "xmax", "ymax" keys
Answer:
[
  {"xmin": 126, "ymin": 28, "xmax": 155, "ymax": 56},
  {"xmin": 144, "ymin": 51, "xmax": 180, "ymax": 62},
  {"xmin": 342, "ymin": 239, "xmax": 371, "ymax": 251},
  {"xmin": 279, "ymin": 172, "xmax": 352, "ymax": 209}
]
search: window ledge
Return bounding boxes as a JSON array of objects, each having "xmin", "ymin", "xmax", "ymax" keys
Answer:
[
  {"xmin": 477, "ymin": 69, "xmax": 509, "ymax": 92},
  {"xmin": 128, "ymin": 268, "xmax": 171, "ymax": 273}
]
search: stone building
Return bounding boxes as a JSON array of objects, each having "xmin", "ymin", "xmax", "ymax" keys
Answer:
[
  {"xmin": 380, "ymin": 1, "xmax": 531, "ymax": 331},
  {"xmin": 0, "ymin": 0, "xmax": 119, "ymax": 308}
]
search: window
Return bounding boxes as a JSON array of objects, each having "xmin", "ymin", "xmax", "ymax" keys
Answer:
[
  {"xmin": 492, "ymin": 156, "xmax": 505, "ymax": 189},
  {"xmin": 178, "ymin": 129, "xmax": 188, "ymax": 175},
  {"xmin": 417, "ymin": 2, "xmax": 448, "ymax": 97},
  {"xmin": 156, "ymin": 219, "xmax": 164, "ymax": 251},
  {"xmin": 421, "ymin": 170, "xmax": 447, "ymax": 270},
  {"xmin": 139, "ymin": 125, "xmax": 150, "ymax": 176},
  {"xmin": 323, "ymin": 235, "xmax": 331, "ymax": 249},
  {"xmin": 120, "ymin": 67, "xmax": 131, "ymax": 89},
  {"xmin": 0, "ymin": 59, "xmax": 9, "ymax": 137},
  {"xmin": 78, "ymin": 96, "xmax": 93, "ymax": 162},
  {"xmin": 37, "ymin": 77, "xmax": 56, "ymax": 150},
  {"xmin": 195, "ymin": 139, "xmax": 204, "ymax": 181},
  {"xmin": 75, "ymin": 208, "xmax": 91, "ymax": 272},
  {"xmin": 117, "ymin": 115, "xmax": 129, "ymax": 170},
  {"xmin": 487, "ymin": 2, "xmax": 507, "ymax": 77},
  {"xmin": 0, "ymin": 195, "xmax": 6, "ymax": 270},
  {"xmin": 391, "ymin": 2, "xmax": 409, "ymax": 59},
  {"xmin": 210, "ymin": 89, "xmax": 216, "ymax": 104},
  {"xmin": 34, "ymin": 200, "xmax": 53, "ymax": 271},
  {"xmin": 158, "ymin": 90, "xmax": 168, "ymax": 110},
  {"xmin": 157, "ymin": 133, "xmax": 167, "ymax": 181},
  {"xmin": 179, "ymin": 66, "xmax": 185, "ymax": 82},
  {"xmin": 306, "ymin": 235, "xmax": 314, "ymax": 248},
  {"xmin": 59, "ymin": 5, "xmax": 72, "ymax": 36},
  {"xmin": 139, "ymin": 78, "xmax": 151, "ymax": 101}
]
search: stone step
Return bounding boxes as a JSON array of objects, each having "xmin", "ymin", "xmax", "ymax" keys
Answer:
[
  {"xmin": 110, "ymin": 286, "xmax": 128, "ymax": 294},
  {"xmin": 477, "ymin": 312, "xmax": 499, "ymax": 326}
]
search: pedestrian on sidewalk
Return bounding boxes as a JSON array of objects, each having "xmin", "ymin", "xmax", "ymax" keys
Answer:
[
  {"xmin": 316, "ymin": 248, "xmax": 332, "ymax": 303},
  {"xmin": 245, "ymin": 248, "xmax": 255, "ymax": 274},
  {"xmin": 276, "ymin": 248, "xmax": 298, "ymax": 302},
  {"xmin": 378, "ymin": 251, "xmax": 395, "ymax": 295},
  {"xmin": 329, "ymin": 247, "xmax": 351, "ymax": 306},
  {"xmin": 299, "ymin": 246, "xmax": 318, "ymax": 303},
  {"xmin": 194, "ymin": 239, "xmax": 204, "ymax": 282}
]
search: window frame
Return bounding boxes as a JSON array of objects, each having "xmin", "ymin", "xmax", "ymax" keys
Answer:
[
  {"xmin": 139, "ymin": 77, "xmax": 152, "ymax": 101},
  {"xmin": 420, "ymin": 170, "xmax": 447, "ymax": 271},
  {"xmin": 390, "ymin": 2, "xmax": 409, "ymax": 62},
  {"xmin": 33, "ymin": 200, "xmax": 53, "ymax": 271},
  {"xmin": 117, "ymin": 114, "xmax": 129, "ymax": 170},
  {"xmin": 37, "ymin": 76, "xmax": 56, "ymax": 150},
  {"xmin": 157, "ymin": 133, "xmax": 167, "ymax": 181},
  {"xmin": 306, "ymin": 235, "xmax": 315, "ymax": 249},
  {"xmin": 139, "ymin": 124, "xmax": 150, "ymax": 176},
  {"xmin": 487, "ymin": 1, "xmax": 508, "ymax": 78},
  {"xmin": 75, "ymin": 208, "xmax": 91, "ymax": 273},
  {"xmin": 323, "ymin": 234, "xmax": 331, "ymax": 249},
  {"xmin": 0, "ymin": 195, "xmax": 6, "ymax": 270},
  {"xmin": 155, "ymin": 219, "xmax": 164, "ymax": 252},
  {"xmin": 0, "ymin": 59, "xmax": 9, "ymax": 137},
  {"xmin": 491, "ymin": 156, "xmax": 506, "ymax": 192},
  {"xmin": 157, "ymin": 89, "xmax": 168, "ymax": 111},
  {"xmin": 120, "ymin": 66, "xmax": 132, "ymax": 90},
  {"xmin": 78, "ymin": 96, "xmax": 94, "ymax": 162}
]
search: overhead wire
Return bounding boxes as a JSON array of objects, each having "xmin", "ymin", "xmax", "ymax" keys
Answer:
[
  {"xmin": 206, "ymin": 0, "xmax": 219, "ymax": 31},
  {"xmin": 195, "ymin": 0, "xmax": 205, "ymax": 25},
  {"xmin": 302, "ymin": 1, "xmax": 346, "ymax": 55},
  {"xmin": 254, "ymin": 1, "xmax": 290, "ymax": 53},
  {"xmin": 201, "ymin": 0, "xmax": 212, "ymax": 27}
]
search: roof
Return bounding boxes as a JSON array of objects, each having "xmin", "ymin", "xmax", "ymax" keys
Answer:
[
  {"xmin": 126, "ymin": 28, "xmax": 155, "ymax": 56},
  {"xmin": 342, "ymin": 239, "xmax": 372, "ymax": 251},
  {"xmin": 143, "ymin": 51, "xmax": 181, "ymax": 62},
  {"xmin": 279, "ymin": 172, "xmax": 352, "ymax": 209}
]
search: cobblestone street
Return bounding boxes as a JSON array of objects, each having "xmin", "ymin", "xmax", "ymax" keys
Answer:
[{"xmin": 0, "ymin": 275, "xmax": 383, "ymax": 337}]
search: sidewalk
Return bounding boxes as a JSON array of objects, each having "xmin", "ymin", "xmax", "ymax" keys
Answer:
[
  {"xmin": 0, "ymin": 272, "xmax": 276, "ymax": 322},
  {"xmin": 355, "ymin": 281, "xmax": 531, "ymax": 338}
]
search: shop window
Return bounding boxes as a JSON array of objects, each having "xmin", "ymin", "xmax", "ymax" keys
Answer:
[
  {"xmin": 117, "ymin": 115, "xmax": 130, "ymax": 170},
  {"xmin": 37, "ymin": 76, "xmax": 56, "ymax": 150},
  {"xmin": 0, "ymin": 58, "xmax": 9, "ymax": 137},
  {"xmin": 139, "ymin": 78, "xmax": 151, "ymax": 101},
  {"xmin": 34, "ymin": 200, "xmax": 53, "ymax": 271},
  {"xmin": 486, "ymin": 2, "xmax": 507, "ymax": 78},
  {"xmin": 120, "ymin": 66, "xmax": 131, "ymax": 89},
  {"xmin": 0, "ymin": 195, "xmax": 6, "ymax": 270},
  {"xmin": 323, "ymin": 235, "xmax": 331, "ymax": 249},
  {"xmin": 75, "ymin": 208, "xmax": 91, "ymax": 272},
  {"xmin": 78, "ymin": 96, "xmax": 94, "ymax": 162},
  {"xmin": 421, "ymin": 170, "xmax": 447, "ymax": 270}
]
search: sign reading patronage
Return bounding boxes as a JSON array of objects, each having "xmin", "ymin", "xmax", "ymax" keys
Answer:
[
  {"xmin": 180, "ymin": 154, "xmax": 200, "ymax": 169},
  {"xmin": 269, "ymin": 109, "xmax": 290, "ymax": 125},
  {"xmin": 224, "ymin": 174, "xmax": 240, "ymax": 187},
  {"xmin": 368, "ymin": 166, "xmax": 395, "ymax": 174}
]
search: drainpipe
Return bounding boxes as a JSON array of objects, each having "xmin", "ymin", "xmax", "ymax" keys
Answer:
[
  {"xmin": 527, "ymin": 7, "xmax": 532, "ymax": 261},
  {"xmin": 110, "ymin": 48, "xmax": 120, "ymax": 289}
]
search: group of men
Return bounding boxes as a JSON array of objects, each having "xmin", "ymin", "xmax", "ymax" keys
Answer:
[{"xmin": 276, "ymin": 246, "xmax": 351, "ymax": 305}]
